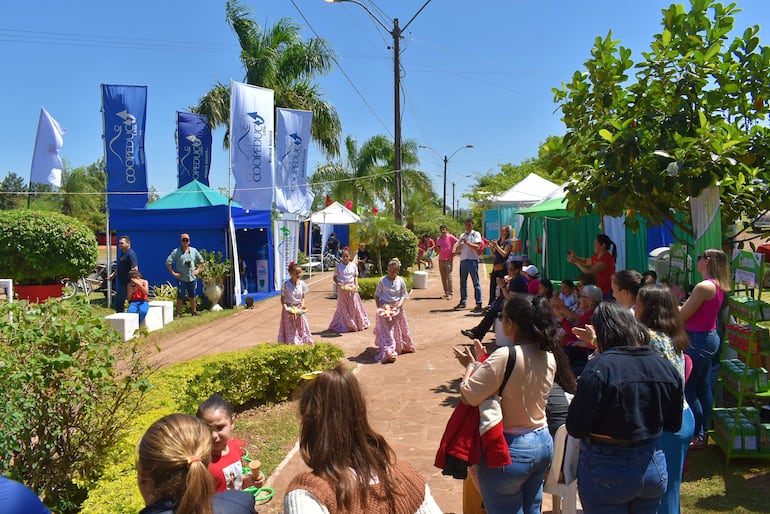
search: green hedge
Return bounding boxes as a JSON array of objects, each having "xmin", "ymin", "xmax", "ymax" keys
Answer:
[
  {"xmin": 357, "ymin": 272, "xmax": 413, "ymax": 300},
  {"xmin": 80, "ymin": 343, "xmax": 344, "ymax": 514}
]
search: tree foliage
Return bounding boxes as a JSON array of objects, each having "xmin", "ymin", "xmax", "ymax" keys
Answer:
[
  {"xmin": 0, "ymin": 297, "xmax": 152, "ymax": 513},
  {"xmin": 0, "ymin": 210, "xmax": 98, "ymax": 284},
  {"xmin": 550, "ymin": 0, "xmax": 770, "ymax": 234},
  {"xmin": 0, "ymin": 171, "xmax": 26, "ymax": 210},
  {"xmin": 196, "ymin": 0, "xmax": 341, "ymax": 156},
  {"xmin": 311, "ymin": 135, "xmax": 433, "ymax": 216},
  {"xmin": 61, "ymin": 160, "xmax": 106, "ymax": 232}
]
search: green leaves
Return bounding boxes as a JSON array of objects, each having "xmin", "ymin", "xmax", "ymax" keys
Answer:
[
  {"xmin": 0, "ymin": 210, "xmax": 98, "ymax": 285},
  {"xmin": 0, "ymin": 297, "xmax": 153, "ymax": 512},
  {"xmin": 552, "ymin": 0, "xmax": 770, "ymax": 233}
]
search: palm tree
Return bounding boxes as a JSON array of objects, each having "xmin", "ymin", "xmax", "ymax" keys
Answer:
[
  {"xmin": 196, "ymin": 0, "xmax": 341, "ymax": 157},
  {"xmin": 311, "ymin": 135, "xmax": 432, "ymax": 215}
]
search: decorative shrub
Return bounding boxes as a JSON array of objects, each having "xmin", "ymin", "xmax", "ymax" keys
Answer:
[
  {"xmin": 199, "ymin": 249, "xmax": 231, "ymax": 286},
  {"xmin": 0, "ymin": 210, "xmax": 98, "ymax": 285},
  {"xmin": 0, "ymin": 297, "xmax": 153, "ymax": 513},
  {"xmin": 377, "ymin": 226, "xmax": 418, "ymax": 274},
  {"xmin": 80, "ymin": 342, "xmax": 344, "ymax": 514},
  {"xmin": 357, "ymin": 272, "xmax": 413, "ymax": 300}
]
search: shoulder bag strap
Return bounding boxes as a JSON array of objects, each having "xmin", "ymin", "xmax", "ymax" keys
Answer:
[{"xmin": 498, "ymin": 346, "xmax": 517, "ymax": 396}]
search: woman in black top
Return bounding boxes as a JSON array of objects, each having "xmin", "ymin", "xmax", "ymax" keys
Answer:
[
  {"xmin": 487, "ymin": 225, "xmax": 513, "ymax": 306},
  {"xmin": 566, "ymin": 302, "xmax": 683, "ymax": 514}
]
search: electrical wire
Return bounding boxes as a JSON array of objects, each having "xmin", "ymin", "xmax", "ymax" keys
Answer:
[{"xmin": 288, "ymin": 0, "xmax": 392, "ymax": 138}]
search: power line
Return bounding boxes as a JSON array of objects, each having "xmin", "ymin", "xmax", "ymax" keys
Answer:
[{"xmin": 288, "ymin": 0, "xmax": 391, "ymax": 138}]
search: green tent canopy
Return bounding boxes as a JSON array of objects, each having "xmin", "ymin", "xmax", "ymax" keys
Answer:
[{"xmin": 147, "ymin": 180, "xmax": 242, "ymax": 210}]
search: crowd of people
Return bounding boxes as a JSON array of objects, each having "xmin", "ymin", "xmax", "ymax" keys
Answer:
[{"xmin": 89, "ymin": 224, "xmax": 732, "ymax": 514}]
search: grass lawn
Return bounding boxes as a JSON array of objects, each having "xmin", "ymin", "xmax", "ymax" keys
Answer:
[
  {"xmin": 681, "ymin": 445, "xmax": 770, "ymax": 512},
  {"xmin": 236, "ymin": 400, "xmax": 301, "ymax": 478}
]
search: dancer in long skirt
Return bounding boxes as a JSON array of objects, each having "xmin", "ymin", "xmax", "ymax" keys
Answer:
[
  {"xmin": 373, "ymin": 258, "xmax": 414, "ymax": 363},
  {"xmin": 278, "ymin": 262, "xmax": 314, "ymax": 345},
  {"xmin": 329, "ymin": 248, "xmax": 370, "ymax": 332}
]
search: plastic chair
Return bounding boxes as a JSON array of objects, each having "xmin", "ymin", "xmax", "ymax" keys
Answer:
[{"xmin": 543, "ymin": 424, "xmax": 579, "ymax": 514}]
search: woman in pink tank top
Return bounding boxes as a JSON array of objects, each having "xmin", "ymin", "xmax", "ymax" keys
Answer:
[{"xmin": 679, "ymin": 248, "xmax": 730, "ymax": 448}]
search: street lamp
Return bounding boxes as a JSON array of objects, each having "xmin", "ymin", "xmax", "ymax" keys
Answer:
[
  {"xmin": 419, "ymin": 144, "xmax": 473, "ymax": 215},
  {"xmin": 325, "ymin": 0, "xmax": 434, "ymax": 225},
  {"xmin": 452, "ymin": 175, "xmax": 473, "ymax": 219}
]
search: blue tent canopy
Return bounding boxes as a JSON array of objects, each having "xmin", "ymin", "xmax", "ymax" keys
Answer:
[{"xmin": 110, "ymin": 203, "xmax": 274, "ymax": 300}]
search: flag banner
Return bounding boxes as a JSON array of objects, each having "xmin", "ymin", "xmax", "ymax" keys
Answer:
[
  {"xmin": 230, "ymin": 81, "xmax": 274, "ymax": 210},
  {"xmin": 30, "ymin": 107, "xmax": 66, "ymax": 188},
  {"xmin": 273, "ymin": 218, "xmax": 300, "ymax": 289},
  {"xmin": 102, "ymin": 84, "xmax": 148, "ymax": 210},
  {"xmin": 690, "ymin": 185, "xmax": 722, "ymax": 278},
  {"xmin": 275, "ymin": 108, "xmax": 313, "ymax": 215},
  {"xmin": 177, "ymin": 111, "xmax": 212, "ymax": 187}
]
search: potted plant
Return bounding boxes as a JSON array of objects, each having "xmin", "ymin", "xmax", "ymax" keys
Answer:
[
  {"xmin": 199, "ymin": 250, "xmax": 231, "ymax": 310},
  {"xmin": 0, "ymin": 210, "xmax": 98, "ymax": 302}
]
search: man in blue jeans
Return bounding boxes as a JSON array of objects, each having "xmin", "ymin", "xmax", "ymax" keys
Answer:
[{"xmin": 454, "ymin": 218, "xmax": 483, "ymax": 312}]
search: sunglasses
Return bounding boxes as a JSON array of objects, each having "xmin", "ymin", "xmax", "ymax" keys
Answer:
[
  {"xmin": 181, "ymin": 238, "xmax": 190, "ymax": 242},
  {"xmin": 697, "ymin": 254, "xmax": 709, "ymax": 261}
]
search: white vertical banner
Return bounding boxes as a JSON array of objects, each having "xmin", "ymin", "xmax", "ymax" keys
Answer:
[
  {"xmin": 275, "ymin": 108, "xmax": 313, "ymax": 215},
  {"xmin": 690, "ymin": 185, "xmax": 722, "ymax": 255},
  {"xmin": 30, "ymin": 107, "xmax": 66, "ymax": 187},
  {"xmin": 273, "ymin": 217, "xmax": 300, "ymax": 289},
  {"xmin": 229, "ymin": 81, "xmax": 274, "ymax": 210}
]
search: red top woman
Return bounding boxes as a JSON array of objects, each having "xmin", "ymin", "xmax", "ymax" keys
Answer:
[{"xmin": 567, "ymin": 234, "xmax": 617, "ymax": 298}]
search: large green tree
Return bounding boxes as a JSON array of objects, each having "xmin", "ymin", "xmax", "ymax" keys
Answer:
[
  {"xmin": 196, "ymin": 0, "xmax": 341, "ymax": 157},
  {"xmin": 61, "ymin": 160, "xmax": 106, "ymax": 232},
  {"xmin": 0, "ymin": 172, "xmax": 25, "ymax": 210},
  {"xmin": 310, "ymin": 135, "xmax": 432, "ymax": 215},
  {"xmin": 550, "ymin": 0, "xmax": 770, "ymax": 235}
]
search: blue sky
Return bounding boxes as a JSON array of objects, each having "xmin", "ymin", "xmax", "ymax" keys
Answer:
[{"xmin": 2, "ymin": 0, "xmax": 770, "ymax": 208}]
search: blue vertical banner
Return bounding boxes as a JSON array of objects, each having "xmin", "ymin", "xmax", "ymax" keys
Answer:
[
  {"xmin": 101, "ymin": 84, "xmax": 148, "ymax": 209},
  {"xmin": 177, "ymin": 111, "xmax": 212, "ymax": 187},
  {"xmin": 275, "ymin": 108, "xmax": 313, "ymax": 215},
  {"xmin": 229, "ymin": 81, "xmax": 274, "ymax": 210}
]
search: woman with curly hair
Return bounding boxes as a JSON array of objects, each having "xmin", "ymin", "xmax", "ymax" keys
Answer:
[
  {"xmin": 284, "ymin": 365, "xmax": 442, "ymax": 513},
  {"xmin": 278, "ymin": 262, "xmax": 314, "ymax": 345}
]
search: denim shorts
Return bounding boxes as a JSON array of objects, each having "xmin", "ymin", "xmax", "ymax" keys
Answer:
[{"xmin": 177, "ymin": 280, "xmax": 197, "ymax": 299}]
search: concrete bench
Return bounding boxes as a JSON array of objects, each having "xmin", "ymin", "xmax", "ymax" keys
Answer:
[
  {"xmin": 105, "ymin": 312, "xmax": 139, "ymax": 341},
  {"xmin": 142, "ymin": 304, "xmax": 164, "ymax": 332},
  {"xmin": 149, "ymin": 300, "xmax": 174, "ymax": 324}
]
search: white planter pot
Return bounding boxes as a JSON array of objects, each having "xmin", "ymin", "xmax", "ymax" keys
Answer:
[{"xmin": 204, "ymin": 282, "xmax": 224, "ymax": 308}]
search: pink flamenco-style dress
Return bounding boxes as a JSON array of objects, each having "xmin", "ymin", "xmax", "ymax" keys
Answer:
[
  {"xmin": 277, "ymin": 278, "xmax": 314, "ymax": 346},
  {"xmin": 328, "ymin": 261, "xmax": 370, "ymax": 333},
  {"xmin": 373, "ymin": 274, "xmax": 415, "ymax": 363}
]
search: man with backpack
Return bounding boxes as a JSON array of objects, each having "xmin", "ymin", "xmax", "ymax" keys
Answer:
[{"xmin": 453, "ymin": 218, "xmax": 484, "ymax": 312}]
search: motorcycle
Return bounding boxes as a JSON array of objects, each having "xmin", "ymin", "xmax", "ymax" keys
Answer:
[{"xmin": 61, "ymin": 262, "xmax": 115, "ymax": 299}]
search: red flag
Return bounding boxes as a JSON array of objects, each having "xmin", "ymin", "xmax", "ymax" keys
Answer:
[{"xmin": 325, "ymin": 194, "xmax": 333, "ymax": 207}]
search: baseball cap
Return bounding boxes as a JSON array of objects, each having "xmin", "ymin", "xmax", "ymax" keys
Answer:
[{"xmin": 523, "ymin": 265, "xmax": 539, "ymax": 276}]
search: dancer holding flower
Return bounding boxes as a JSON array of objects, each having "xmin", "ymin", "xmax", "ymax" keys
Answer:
[
  {"xmin": 373, "ymin": 258, "xmax": 415, "ymax": 363},
  {"xmin": 278, "ymin": 262, "xmax": 314, "ymax": 345},
  {"xmin": 328, "ymin": 249, "xmax": 370, "ymax": 333}
]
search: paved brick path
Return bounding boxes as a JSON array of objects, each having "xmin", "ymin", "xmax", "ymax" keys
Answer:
[{"xmin": 152, "ymin": 264, "xmax": 569, "ymax": 513}]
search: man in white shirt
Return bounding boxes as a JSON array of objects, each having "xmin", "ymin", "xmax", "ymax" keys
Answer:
[{"xmin": 454, "ymin": 218, "xmax": 483, "ymax": 312}]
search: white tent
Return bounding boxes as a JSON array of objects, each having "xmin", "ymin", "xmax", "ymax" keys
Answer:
[
  {"xmin": 310, "ymin": 201, "xmax": 362, "ymax": 224},
  {"xmin": 490, "ymin": 173, "xmax": 562, "ymax": 208}
]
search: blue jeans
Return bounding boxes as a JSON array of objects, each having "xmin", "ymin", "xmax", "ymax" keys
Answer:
[
  {"xmin": 685, "ymin": 330, "xmax": 720, "ymax": 440},
  {"xmin": 459, "ymin": 259, "xmax": 482, "ymax": 306},
  {"xmin": 477, "ymin": 426, "xmax": 553, "ymax": 514},
  {"xmin": 658, "ymin": 407, "xmax": 694, "ymax": 514},
  {"xmin": 578, "ymin": 438, "xmax": 667, "ymax": 514},
  {"xmin": 128, "ymin": 300, "xmax": 150, "ymax": 323}
]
